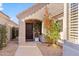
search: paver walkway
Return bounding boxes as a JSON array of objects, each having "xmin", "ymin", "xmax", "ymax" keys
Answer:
[{"xmin": 15, "ymin": 42, "xmax": 42, "ymax": 56}]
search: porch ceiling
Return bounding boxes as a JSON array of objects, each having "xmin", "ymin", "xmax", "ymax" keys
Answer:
[{"xmin": 17, "ymin": 3, "xmax": 64, "ymax": 21}]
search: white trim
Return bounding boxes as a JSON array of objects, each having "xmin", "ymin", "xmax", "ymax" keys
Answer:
[
  {"xmin": 63, "ymin": 3, "xmax": 67, "ymax": 40},
  {"xmin": 58, "ymin": 17, "xmax": 63, "ymax": 20}
]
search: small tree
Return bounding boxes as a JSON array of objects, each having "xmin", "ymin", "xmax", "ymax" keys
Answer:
[
  {"xmin": 45, "ymin": 17, "xmax": 60, "ymax": 44},
  {"xmin": 49, "ymin": 20, "xmax": 60, "ymax": 44},
  {"xmin": 45, "ymin": 19, "xmax": 60, "ymax": 44},
  {"xmin": 43, "ymin": 7, "xmax": 60, "ymax": 45}
]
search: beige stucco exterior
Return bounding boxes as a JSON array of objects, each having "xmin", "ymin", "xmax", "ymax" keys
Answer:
[
  {"xmin": 17, "ymin": 3, "xmax": 64, "ymax": 45},
  {"xmin": 0, "ymin": 12, "xmax": 18, "ymax": 41}
]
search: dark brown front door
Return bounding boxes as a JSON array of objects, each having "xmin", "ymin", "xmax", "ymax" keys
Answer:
[{"xmin": 26, "ymin": 23, "xmax": 33, "ymax": 41}]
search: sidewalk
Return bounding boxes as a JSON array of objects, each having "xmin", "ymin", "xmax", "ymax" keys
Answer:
[
  {"xmin": 0, "ymin": 41, "xmax": 18, "ymax": 56},
  {"xmin": 15, "ymin": 42, "xmax": 42, "ymax": 56},
  {"xmin": 64, "ymin": 41, "xmax": 79, "ymax": 56}
]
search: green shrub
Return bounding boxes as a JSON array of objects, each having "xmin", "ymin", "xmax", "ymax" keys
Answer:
[
  {"xmin": 0, "ymin": 31, "xmax": 3, "ymax": 50},
  {"xmin": 49, "ymin": 21, "xmax": 60, "ymax": 44},
  {"xmin": 0, "ymin": 25, "xmax": 7, "ymax": 50},
  {"xmin": 45, "ymin": 35, "xmax": 53, "ymax": 44},
  {"xmin": 45, "ymin": 19, "xmax": 60, "ymax": 44}
]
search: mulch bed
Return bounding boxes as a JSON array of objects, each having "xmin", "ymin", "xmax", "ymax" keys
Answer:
[{"xmin": 37, "ymin": 42, "xmax": 63, "ymax": 56}]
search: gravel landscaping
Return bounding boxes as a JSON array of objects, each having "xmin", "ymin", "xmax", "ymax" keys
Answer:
[
  {"xmin": 0, "ymin": 41, "xmax": 18, "ymax": 56},
  {"xmin": 37, "ymin": 42, "xmax": 63, "ymax": 56},
  {"xmin": 0, "ymin": 41, "xmax": 63, "ymax": 56}
]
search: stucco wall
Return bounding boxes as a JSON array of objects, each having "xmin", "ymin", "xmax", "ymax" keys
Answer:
[
  {"xmin": 0, "ymin": 17, "xmax": 8, "ymax": 25},
  {"xmin": 19, "ymin": 20, "xmax": 26, "ymax": 45},
  {"xmin": 18, "ymin": 3, "xmax": 64, "ymax": 44},
  {"xmin": 23, "ymin": 3, "xmax": 64, "ymax": 34},
  {"xmin": 0, "ymin": 13, "xmax": 18, "ymax": 41},
  {"xmin": 0, "ymin": 16, "xmax": 11, "ymax": 41}
]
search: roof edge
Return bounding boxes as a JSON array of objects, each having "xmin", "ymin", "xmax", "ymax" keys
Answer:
[
  {"xmin": 0, "ymin": 11, "xmax": 18, "ymax": 26},
  {"xmin": 0, "ymin": 11, "xmax": 10, "ymax": 18},
  {"xmin": 17, "ymin": 3, "xmax": 48, "ymax": 20}
]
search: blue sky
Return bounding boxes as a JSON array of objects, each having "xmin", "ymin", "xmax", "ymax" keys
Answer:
[{"xmin": 0, "ymin": 3, "xmax": 34, "ymax": 24}]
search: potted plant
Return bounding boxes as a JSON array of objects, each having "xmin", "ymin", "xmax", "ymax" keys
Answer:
[
  {"xmin": 33, "ymin": 23, "xmax": 40, "ymax": 42},
  {"xmin": 34, "ymin": 30, "xmax": 40, "ymax": 42}
]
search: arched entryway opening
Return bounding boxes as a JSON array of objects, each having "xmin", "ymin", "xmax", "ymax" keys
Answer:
[
  {"xmin": 10, "ymin": 27, "xmax": 18, "ymax": 41},
  {"xmin": 25, "ymin": 19, "xmax": 42, "ymax": 42}
]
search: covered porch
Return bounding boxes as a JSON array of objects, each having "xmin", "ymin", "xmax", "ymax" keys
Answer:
[
  {"xmin": 16, "ymin": 3, "xmax": 65, "ymax": 56},
  {"xmin": 17, "ymin": 3, "xmax": 64, "ymax": 45},
  {"xmin": 25, "ymin": 19, "xmax": 42, "ymax": 42}
]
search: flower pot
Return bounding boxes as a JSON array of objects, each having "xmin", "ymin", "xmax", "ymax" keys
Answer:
[
  {"xmin": 40, "ymin": 35, "xmax": 46, "ymax": 42},
  {"xmin": 35, "ymin": 37, "xmax": 39, "ymax": 42}
]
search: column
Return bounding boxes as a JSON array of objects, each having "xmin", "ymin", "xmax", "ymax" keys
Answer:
[
  {"xmin": 63, "ymin": 3, "xmax": 67, "ymax": 40},
  {"xmin": 19, "ymin": 20, "xmax": 26, "ymax": 45}
]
